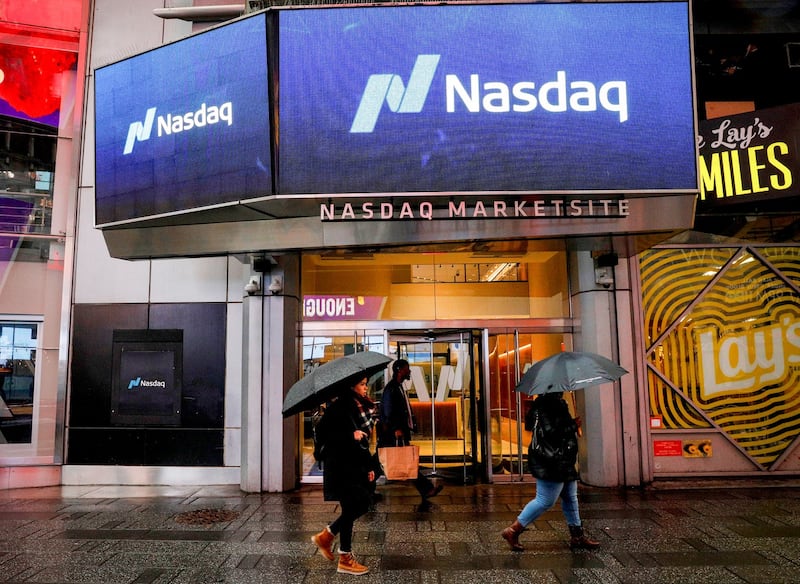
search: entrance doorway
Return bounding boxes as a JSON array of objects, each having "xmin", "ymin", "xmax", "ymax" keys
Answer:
[
  {"xmin": 388, "ymin": 330, "xmax": 483, "ymax": 484},
  {"xmin": 487, "ymin": 330, "xmax": 572, "ymax": 482},
  {"xmin": 296, "ymin": 327, "xmax": 573, "ymax": 485}
]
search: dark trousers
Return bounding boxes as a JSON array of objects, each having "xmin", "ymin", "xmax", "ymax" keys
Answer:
[
  {"xmin": 329, "ymin": 489, "xmax": 370, "ymax": 552},
  {"xmin": 414, "ymin": 470, "xmax": 434, "ymax": 495}
]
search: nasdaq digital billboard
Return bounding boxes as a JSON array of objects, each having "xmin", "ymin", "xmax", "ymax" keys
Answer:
[
  {"xmin": 94, "ymin": 13, "xmax": 271, "ymax": 225},
  {"xmin": 278, "ymin": 2, "xmax": 697, "ymax": 195}
]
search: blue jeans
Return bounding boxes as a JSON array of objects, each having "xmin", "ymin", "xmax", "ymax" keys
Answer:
[{"xmin": 517, "ymin": 478, "xmax": 581, "ymax": 527}]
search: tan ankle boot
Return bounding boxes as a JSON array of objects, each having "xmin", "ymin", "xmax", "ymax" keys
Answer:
[
  {"xmin": 501, "ymin": 519, "xmax": 525, "ymax": 552},
  {"xmin": 337, "ymin": 551, "xmax": 369, "ymax": 575},
  {"xmin": 311, "ymin": 526, "xmax": 335, "ymax": 561}
]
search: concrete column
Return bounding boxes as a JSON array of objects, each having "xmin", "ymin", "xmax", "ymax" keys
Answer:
[
  {"xmin": 616, "ymin": 257, "xmax": 652, "ymax": 486},
  {"xmin": 262, "ymin": 254, "xmax": 300, "ymax": 492},
  {"xmin": 240, "ymin": 253, "xmax": 301, "ymax": 493},
  {"xmin": 240, "ymin": 287, "xmax": 264, "ymax": 493},
  {"xmin": 569, "ymin": 250, "xmax": 645, "ymax": 487}
]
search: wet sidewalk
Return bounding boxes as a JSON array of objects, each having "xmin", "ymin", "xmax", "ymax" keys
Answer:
[{"xmin": 0, "ymin": 479, "xmax": 798, "ymax": 583}]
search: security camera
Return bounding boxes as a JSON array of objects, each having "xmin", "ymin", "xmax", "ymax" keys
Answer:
[
  {"xmin": 594, "ymin": 267, "xmax": 614, "ymax": 288},
  {"xmin": 267, "ymin": 276, "xmax": 283, "ymax": 295},
  {"xmin": 244, "ymin": 277, "xmax": 260, "ymax": 296}
]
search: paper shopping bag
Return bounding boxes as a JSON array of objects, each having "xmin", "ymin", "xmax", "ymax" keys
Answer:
[{"xmin": 377, "ymin": 445, "xmax": 419, "ymax": 480}]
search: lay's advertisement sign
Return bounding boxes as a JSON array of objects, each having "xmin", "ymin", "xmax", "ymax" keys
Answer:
[
  {"xmin": 698, "ymin": 103, "xmax": 800, "ymax": 207},
  {"xmin": 641, "ymin": 246, "xmax": 800, "ymax": 468}
]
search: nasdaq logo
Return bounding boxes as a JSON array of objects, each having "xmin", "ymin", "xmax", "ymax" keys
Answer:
[
  {"xmin": 350, "ymin": 55, "xmax": 441, "ymax": 133},
  {"xmin": 123, "ymin": 101, "xmax": 233, "ymax": 154},
  {"xmin": 123, "ymin": 108, "xmax": 157, "ymax": 154},
  {"xmin": 127, "ymin": 377, "xmax": 167, "ymax": 390},
  {"xmin": 350, "ymin": 55, "xmax": 629, "ymax": 133}
]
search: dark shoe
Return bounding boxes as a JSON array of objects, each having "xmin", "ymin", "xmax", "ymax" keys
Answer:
[
  {"xmin": 423, "ymin": 484, "xmax": 443, "ymax": 499},
  {"xmin": 568, "ymin": 524, "xmax": 600, "ymax": 550},
  {"xmin": 501, "ymin": 520, "xmax": 525, "ymax": 552}
]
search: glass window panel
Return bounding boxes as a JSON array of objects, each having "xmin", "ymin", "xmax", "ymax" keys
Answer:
[
  {"xmin": 299, "ymin": 332, "xmax": 388, "ymax": 480},
  {"xmin": 488, "ymin": 331, "xmax": 572, "ymax": 478},
  {"xmin": 0, "ymin": 321, "xmax": 38, "ymax": 444},
  {"xmin": 302, "ymin": 337, "xmax": 331, "ymax": 362},
  {"xmin": 0, "ymin": 121, "xmax": 58, "ymax": 238},
  {"xmin": 301, "ymin": 241, "xmax": 569, "ymax": 320},
  {"xmin": 361, "ymin": 335, "xmax": 386, "ymax": 354}
]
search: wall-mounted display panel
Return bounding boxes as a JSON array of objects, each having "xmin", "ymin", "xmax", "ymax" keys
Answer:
[
  {"xmin": 94, "ymin": 13, "xmax": 272, "ymax": 226},
  {"xmin": 278, "ymin": 2, "xmax": 697, "ymax": 195},
  {"xmin": 698, "ymin": 103, "xmax": 800, "ymax": 208},
  {"xmin": 110, "ymin": 330, "xmax": 183, "ymax": 426}
]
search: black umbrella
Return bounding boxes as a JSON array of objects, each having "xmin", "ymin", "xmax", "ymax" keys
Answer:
[
  {"xmin": 282, "ymin": 351, "xmax": 391, "ymax": 417},
  {"xmin": 515, "ymin": 351, "xmax": 628, "ymax": 395}
]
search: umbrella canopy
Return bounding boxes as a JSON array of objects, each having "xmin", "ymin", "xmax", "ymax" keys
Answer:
[
  {"xmin": 515, "ymin": 351, "xmax": 628, "ymax": 396},
  {"xmin": 282, "ymin": 351, "xmax": 392, "ymax": 417}
]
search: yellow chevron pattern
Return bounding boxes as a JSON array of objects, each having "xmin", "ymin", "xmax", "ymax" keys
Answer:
[{"xmin": 640, "ymin": 247, "xmax": 800, "ymax": 467}]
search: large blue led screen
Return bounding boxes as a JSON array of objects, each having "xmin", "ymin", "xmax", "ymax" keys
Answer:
[
  {"xmin": 94, "ymin": 14, "xmax": 271, "ymax": 225},
  {"xmin": 278, "ymin": 2, "xmax": 697, "ymax": 194}
]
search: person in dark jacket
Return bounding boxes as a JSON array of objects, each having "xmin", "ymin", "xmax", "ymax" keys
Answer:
[
  {"xmin": 311, "ymin": 376, "xmax": 378, "ymax": 575},
  {"xmin": 378, "ymin": 359, "xmax": 442, "ymax": 499},
  {"xmin": 501, "ymin": 391, "xmax": 600, "ymax": 552}
]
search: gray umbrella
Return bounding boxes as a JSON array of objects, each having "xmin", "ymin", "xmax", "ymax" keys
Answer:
[
  {"xmin": 282, "ymin": 351, "xmax": 391, "ymax": 417},
  {"xmin": 515, "ymin": 351, "xmax": 628, "ymax": 395}
]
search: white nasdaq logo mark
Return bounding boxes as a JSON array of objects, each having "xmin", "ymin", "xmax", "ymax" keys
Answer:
[
  {"xmin": 123, "ymin": 101, "xmax": 234, "ymax": 154},
  {"xmin": 123, "ymin": 108, "xmax": 157, "ymax": 155},
  {"xmin": 156, "ymin": 101, "xmax": 233, "ymax": 136},
  {"xmin": 350, "ymin": 55, "xmax": 441, "ymax": 133}
]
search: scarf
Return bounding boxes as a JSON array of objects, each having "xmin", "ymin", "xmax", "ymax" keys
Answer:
[{"xmin": 353, "ymin": 392, "xmax": 378, "ymax": 435}]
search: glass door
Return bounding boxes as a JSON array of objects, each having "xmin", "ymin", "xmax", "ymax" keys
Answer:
[
  {"xmin": 388, "ymin": 330, "xmax": 482, "ymax": 484},
  {"xmin": 488, "ymin": 330, "xmax": 572, "ymax": 481}
]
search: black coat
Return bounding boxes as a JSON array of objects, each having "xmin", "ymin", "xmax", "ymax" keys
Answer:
[
  {"xmin": 378, "ymin": 378, "xmax": 413, "ymax": 447},
  {"xmin": 525, "ymin": 393, "xmax": 579, "ymax": 482},
  {"xmin": 319, "ymin": 394, "xmax": 376, "ymax": 503}
]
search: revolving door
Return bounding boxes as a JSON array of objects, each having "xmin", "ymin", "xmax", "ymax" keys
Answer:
[{"xmin": 388, "ymin": 330, "xmax": 484, "ymax": 484}]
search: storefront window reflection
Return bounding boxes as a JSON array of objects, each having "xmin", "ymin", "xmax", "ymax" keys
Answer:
[
  {"xmin": 1, "ymin": 9, "xmax": 77, "ymax": 260},
  {"xmin": 0, "ymin": 321, "xmax": 38, "ymax": 444}
]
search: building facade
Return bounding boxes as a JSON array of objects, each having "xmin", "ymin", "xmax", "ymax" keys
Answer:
[{"xmin": 1, "ymin": 0, "xmax": 799, "ymax": 491}]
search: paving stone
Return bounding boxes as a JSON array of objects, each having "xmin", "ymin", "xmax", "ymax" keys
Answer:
[{"xmin": 0, "ymin": 482, "xmax": 798, "ymax": 582}]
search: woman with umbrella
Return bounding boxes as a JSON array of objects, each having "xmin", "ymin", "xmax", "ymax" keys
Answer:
[
  {"xmin": 310, "ymin": 375, "xmax": 379, "ymax": 575},
  {"xmin": 501, "ymin": 391, "xmax": 600, "ymax": 552},
  {"xmin": 502, "ymin": 350, "xmax": 627, "ymax": 552}
]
